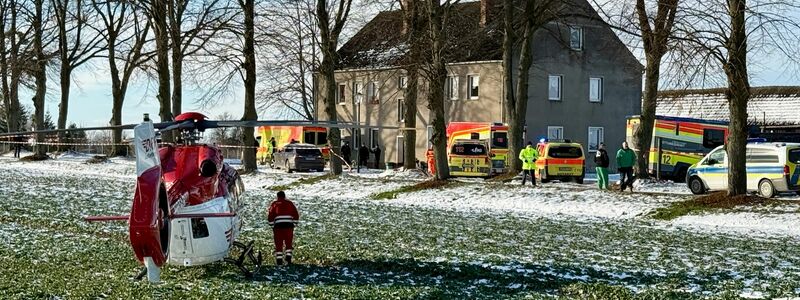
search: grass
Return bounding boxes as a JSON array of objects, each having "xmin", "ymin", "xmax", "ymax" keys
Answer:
[
  {"xmin": 369, "ymin": 179, "xmax": 455, "ymax": 200},
  {"xmin": 2, "ymin": 160, "xmax": 800, "ymax": 298},
  {"xmin": 649, "ymin": 192, "xmax": 789, "ymax": 220},
  {"xmin": 268, "ymin": 173, "xmax": 337, "ymax": 191}
]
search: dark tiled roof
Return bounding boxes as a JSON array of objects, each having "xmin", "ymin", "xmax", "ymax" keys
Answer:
[
  {"xmin": 337, "ymin": 1, "xmax": 503, "ymax": 69},
  {"xmin": 656, "ymin": 86, "xmax": 800, "ymax": 126}
]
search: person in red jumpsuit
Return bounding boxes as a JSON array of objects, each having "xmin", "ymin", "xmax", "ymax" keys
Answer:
[{"xmin": 267, "ymin": 191, "xmax": 299, "ymax": 266}]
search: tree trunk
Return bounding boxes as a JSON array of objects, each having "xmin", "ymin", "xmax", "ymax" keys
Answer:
[
  {"xmin": 428, "ymin": 61, "xmax": 449, "ymax": 180},
  {"xmin": 153, "ymin": 0, "xmax": 172, "ymax": 139},
  {"xmin": 56, "ymin": 0, "xmax": 70, "ymax": 142},
  {"xmin": 5, "ymin": 3, "xmax": 21, "ymax": 133},
  {"xmin": 512, "ymin": 19, "xmax": 533, "ymax": 168},
  {"xmin": 32, "ymin": 0, "xmax": 47, "ymax": 156},
  {"xmin": 503, "ymin": 0, "xmax": 520, "ymax": 173},
  {"xmin": 0, "ymin": 1, "xmax": 10, "ymax": 133},
  {"xmin": 241, "ymin": 0, "xmax": 258, "ymax": 172},
  {"xmin": 315, "ymin": 0, "xmax": 347, "ymax": 176},
  {"xmin": 724, "ymin": 0, "xmax": 749, "ymax": 196},
  {"xmin": 403, "ymin": 65, "xmax": 418, "ymax": 170},
  {"xmin": 169, "ymin": 0, "xmax": 183, "ymax": 118},
  {"xmin": 633, "ymin": 58, "xmax": 660, "ymax": 179},
  {"xmin": 111, "ymin": 90, "xmax": 126, "ymax": 157}
]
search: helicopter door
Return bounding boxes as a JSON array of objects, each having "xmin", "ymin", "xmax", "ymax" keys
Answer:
[{"xmin": 171, "ymin": 218, "xmax": 195, "ymax": 263}]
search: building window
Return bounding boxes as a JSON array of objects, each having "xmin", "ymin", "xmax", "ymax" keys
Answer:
[
  {"xmin": 370, "ymin": 128, "xmax": 379, "ymax": 147},
  {"xmin": 353, "ymin": 82, "xmax": 363, "ymax": 104},
  {"xmin": 467, "ymin": 75, "xmax": 479, "ymax": 99},
  {"xmin": 589, "ymin": 77, "xmax": 603, "ymax": 102},
  {"xmin": 337, "ymin": 83, "xmax": 346, "ymax": 105},
  {"xmin": 570, "ymin": 26, "xmax": 583, "ymax": 50},
  {"xmin": 588, "ymin": 127, "xmax": 604, "ymax": 152},
  {"xmin": 446, "ymin": 76, "xmax": 459, "ymax": 100},
  {"xmin": 427, "ymin": 126, "xmax": 433, "ymax": 148},
  {"xmin": 548, "ymin": 75, "xmax": 562, "ymax": 101},
  {"xmin": 397, "ymin": 99, "xmax": 406, "ymax": 123},
  {"xmin": 547, "ymin": 126, "xmax": 564, "ymax": 140},
  {"xmin": 399, "ymin": 76, "xmax": 407, "ymax": 90},
  {"xmin": 367, "ymin": 81, "xmax": 380, "ymax": 104}
]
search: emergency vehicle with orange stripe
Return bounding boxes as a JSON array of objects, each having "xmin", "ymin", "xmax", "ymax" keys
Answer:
[
  {"xmin": 535, "ymin": 139, "xmax": 586, "ymax": 183},
  {"xmin": 426, "ymin": 122, "xmax": 509, "ymax": 177},
  {"xmin": 256, "ymin": 126, "xmax": 330, "ymax": 164},
  {"xmin": 626, "ymin": 115, "xmax": 728, "ymax": 182}
]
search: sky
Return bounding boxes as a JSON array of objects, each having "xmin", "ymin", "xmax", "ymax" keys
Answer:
[{"xmin": 19, "ymin": 2, "xmax": 800, "ymax": 128}]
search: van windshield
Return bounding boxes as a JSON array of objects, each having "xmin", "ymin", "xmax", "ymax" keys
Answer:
[
  {"xmin": 452, "ymin": 144, "xmax": 487, "ymax": 156},
  {"xmin": 491, "ymin": 132, "xmax": 508, "ymax": 149},
  {"xmin": 548, "ymin": 146, "xmax": 582, "ymax": 158},
  {"xmin": 789, "ymin": 148, "xmax": 800, "ymax": 164}
]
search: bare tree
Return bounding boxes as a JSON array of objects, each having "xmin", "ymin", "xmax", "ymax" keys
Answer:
[
  {"xmin": 52, "ymin": 0, "xmax": 105, "ymax": 142},
  {"xmin": 256, "ymin": 0, "xmax": 318, "ymax": 120},
  {"xmin": 675, "ymin": 0, "xmax": 800, "ymax": 195},
  {"xmin": 421, "ymin": 0, "xmax": 457, "ymax": 180},
  {"xmin": 151, "ymin": 0, "xmax": 172, "ymax": 139},
  {"xmin": 1, "ymin": 0, "xmax": 32, "ymax": 133},
  {"xmin": 316, "ymin": 0, "xmax": 353, "ymax": 175},
  {"xmin": 239, "ymin": 0, "xmax": 258, "ymax": 172},
  {"xmin": 400, "ymin": 0, "xmax": 423, "ymax": 170},
  {"xmin": 91, "ymin": 0, "xmax": 152, "ymax": 156},
  {"xmin": 31, "ymin": 0, "xmax": 49, "ymax": 156}
]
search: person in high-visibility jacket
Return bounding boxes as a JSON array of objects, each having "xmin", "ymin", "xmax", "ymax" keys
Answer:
[
  {"xmin": 519, "ymin": 141, "xmax": 540, "ymax": 186},
  {"xmin": 268, "ymin": 191, "xmax": 300, "ymax": 266}
]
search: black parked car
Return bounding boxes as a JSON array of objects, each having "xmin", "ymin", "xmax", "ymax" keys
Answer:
[{"xmin": 273, "ymin": 143, "xmax": 325, "ymax": 173}]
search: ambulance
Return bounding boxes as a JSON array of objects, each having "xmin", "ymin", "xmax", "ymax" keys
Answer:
[
  {"xmin": 686, "ymin": 140, "xmax": 800, "ymax": 197},
  {"xmin": 447, "ymin": 140, "xmax": 493, "ymax": 177},
  {"xmin": 256, "ymin": 126, "xmax": 330, "ymax": 165},
  {"xmin": 535, "ymin": 139, "xmax": 586, "ymax": 183},
  {"xmin": 445, "ymin": 122, "xmax": 509, "ymax": 174},
  {"xmin": 627, "ymin": 115, "xmax": 728, "ymax": 182}
]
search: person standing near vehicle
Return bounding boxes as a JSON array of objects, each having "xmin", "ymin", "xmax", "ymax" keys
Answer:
[
  {"xmin": 371, "ymin": 144, "xmax": 382, "ymax": 169},
  {"xmin": 341, "ymin": 141, "xmax": 351, "ymax": 166},
  {"xmin": 267, "ymin": 191, "xmax": 299, "ymax": 266},
  {"xmin": 518, "ymin": 141, "xmax": 539, "ymax": 186},
  {"xmin": 616, "ymin": 141, "xmax": 637, "ymax": 192},
  {"xmin": 358, "ymin": 144, "xmax": 369, "ymax": 170},
  {"xmin": 594, "ymin": 143, "xmax": 610, "ymax": 190}
]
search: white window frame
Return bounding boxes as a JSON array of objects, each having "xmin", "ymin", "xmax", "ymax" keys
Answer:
[
  {"xmin": 353, "ymin": 82, "xmax": 363, "ymax": 104},
  {"xmin": 367, "ymin": 81, "xmax": 380, "ymax": 104},
  {"xmin": 588, "ymin": 126, "xmax": 604, "ymax": 152},
  {"xmin": 589, "ymin": 77, "xmax": 603, "ymax": 103},
  {"xmin": 446, "ymin": 76, "xmax": 459, "ymax": 100},
  {"xmin": 397, "ymin": 99, "xmax": 405, "ymax": 123},
  {"xmin": 399, "ymin": 76, "xmax": 407, "ymax": 90},
  {"xmin": 467, "ymin": 74, "xmax": 480, "ymax": 100},
  {"xmin": 370, "ymin": 128, "xmax": 380, "ymax": 148},
  {"xmin": 337, "ymin": 83, "xmax": 346, "ymax": 105},
  {"xmin": 570, "ymin": 26, "xmax": 583, "ymax": 50},
  {"xmin": 547, "ymin": 126, "xmax": 564, "ymax": 140},
  {"xmin": 548, "ymin": 75, "xmax": 562, "ymax": 101}
]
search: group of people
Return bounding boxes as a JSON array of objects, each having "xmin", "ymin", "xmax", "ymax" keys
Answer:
[
  {"xmin": 340, "ymin": 141, "xmax": 381, "ymax": 170},
  {"xmin": 517, "ymin": 140, "xmax": 637, "ymax": 191}
]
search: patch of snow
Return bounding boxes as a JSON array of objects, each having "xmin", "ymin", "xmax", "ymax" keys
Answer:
[{"xmin": 671, "ymin": 212, "xmax": 800, "ymax": 238}]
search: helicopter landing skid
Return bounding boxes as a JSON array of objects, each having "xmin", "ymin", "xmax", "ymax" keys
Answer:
[{"xmin": 225, "ymin": 240, "xmax": 263, "ymax": 278}]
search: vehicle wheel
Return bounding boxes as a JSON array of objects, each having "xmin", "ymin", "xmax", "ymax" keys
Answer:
[
  {"xmin": 674, "ymin": 167, "xmax": 688, "ymax": 183},
  {"xmin": 688, "ymin": 177, "xmax": 706, "ymax": 195},
  {"xmin": 539, "ymin": 169, "xmax": 550, "ymax": 183},
  {"xmin": 285, "ymin": 160, "xmax": 293, "ymax": 173},
  {"xmin": 759, "ymin": 179, "xmax": 776, "ymax": 198},
  {"xmin": 575, "ymin": 176, "xmax": 584, "ymax": 184}
]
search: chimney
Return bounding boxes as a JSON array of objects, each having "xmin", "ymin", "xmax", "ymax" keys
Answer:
[{"xmin": 480, "ymin": 0, "xmax": 498, "ymax": 27}]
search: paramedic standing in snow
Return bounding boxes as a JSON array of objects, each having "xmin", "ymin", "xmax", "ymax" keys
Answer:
[
  {"xmin": 519, "ymin": 142, "xmax": 539, "ymax": 186},
  {"xmin": 616, "ymin": 141, "xmax": 637, "ymax": 192},
  {"xmin": 267, "ymin": 191, "xmax": 300, "ymax": 266},
  {"xmin": 594, "ymin": 143, "xmax": 610, "ymax": 190}
]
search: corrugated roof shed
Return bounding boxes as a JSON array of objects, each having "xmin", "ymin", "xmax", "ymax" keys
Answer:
[{"xmin": 656, "ymin": 86, "xmax": 800, "ymax": 126}]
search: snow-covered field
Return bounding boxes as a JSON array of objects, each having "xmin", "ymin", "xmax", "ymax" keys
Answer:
[{"xmin": 0, "ymin": 154, "xmax": 799, "ymax": 298}]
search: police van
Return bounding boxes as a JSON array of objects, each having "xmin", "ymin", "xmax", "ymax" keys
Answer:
[{"xmin": 686, "ymin": 140, "xmax": 800, "ymax": 197}]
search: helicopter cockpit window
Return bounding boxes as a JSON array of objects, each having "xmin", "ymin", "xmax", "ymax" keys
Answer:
[{"xmin": 191, "ymin": 218, "xmax": 210, "ymax": 239}]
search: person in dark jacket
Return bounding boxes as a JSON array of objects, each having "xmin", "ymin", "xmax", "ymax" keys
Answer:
[
  {"xmin": 616, "ymin": 141, "xmax": 637, "ymax": 192},
  {"xmin": 267, "ymin": 191, "xmax": 299, "ymax": 266},
  {"xmin": 358, "ymin": 144, "xmax": 369, "ymax": 170},
  {"xmin": 593, "ymin": 143, "xmax": 610, "ymax": 190},
  {"xmin": 341, "ymin": 141, "xmax": 351, "ymax": 166},
  {"xmin": 371, "ymin": 145, "xmax": 381, "ymax": 168},
  {"xmin": 12, "ymin": 135, "xmax": 24, "ymax": 158}
]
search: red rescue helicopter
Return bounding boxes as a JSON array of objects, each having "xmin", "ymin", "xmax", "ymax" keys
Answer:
[{"xmin": 0, "ymin": 112, "xmax": 401, "ymax": 283}]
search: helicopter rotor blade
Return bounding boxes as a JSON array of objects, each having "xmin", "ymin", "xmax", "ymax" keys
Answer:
[
  {"xmin": 205, "ymin": 120, "xmax": 416, "ymax": 130},
  {"xmin": 0, "ymin": 121, "xmax": 181, "ymax": 138}
]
